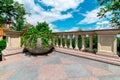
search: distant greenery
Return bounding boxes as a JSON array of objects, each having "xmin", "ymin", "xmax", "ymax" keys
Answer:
[
  {"xmin": 0, "ymin": 40, "xmax": 6, "ymax": 55},
  {"xmin": 97, "ymin": 0, "xmax": 120, "ymax": 28}
]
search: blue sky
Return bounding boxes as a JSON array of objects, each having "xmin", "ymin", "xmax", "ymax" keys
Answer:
[{"xmin": 14, "ymin": 0, "xmax": 110, "ymax": 32}]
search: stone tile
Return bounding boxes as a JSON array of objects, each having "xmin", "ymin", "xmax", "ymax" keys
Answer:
[
  {"xmin": 64, "ymin": 64, "xmax": 92, "ymax": 78},
  {"xmin": 0, "ymin": 69, "xmax": 16, "ymax": 80},
  {"xmin": 70, "ymin": 76, "xmax": 99, "ymax": 80},
  {"xmin": 38, "ymin": 64, "xmax": 67, "ymax": 80},
  {"xmin": 108, "ymin": 64, "xmax": 120, "ymax": 74},
  {"xmin": 84, "ymin": 64, "xmax": 114, "ymax": 77},
  {"xmin": 44, "ymin": 56, "xmax": 61, "ymax": 64},
  {"xmin": 26, "ymin": 58, "xmax": 44, "ymax": 66},
  {"xmin": 0, "ymin": 54, "xmax": 26, "ymax": 67},
  {"xmin": 0, "ymin": 57, "xmax": 34, "ymax": 74},
  {"xmin": 60, "ymin": 58, "xmax": 77, "ymax": 64},
  {"xmin": 99, "ymin": 75, "xmax": 120, "ymax": 80},
  {"xmin": 8, "ymin": 66, "xmax": 39, "ymax": 80}
]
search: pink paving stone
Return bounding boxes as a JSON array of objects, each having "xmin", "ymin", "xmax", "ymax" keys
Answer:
[
  {"xmin": 83, "ymin": 64, "xmax": 114, "ymax": 77},
  {"xmin": 60, "ymin": 58, "xmax": 77, "ymax": 64},
  {"xmin": 70, "ymin": 77, "xmax": 99, "ymax": 80},
  {"xmin": 0, "ymin": 68, "xmax": 16, "ymax": 80},
  {"xmin": 26, "ymin": 58, "xmax": 44, "ymax": 66},
  {"xmin": 0, "ymin": 54, "xmax": 26, "ymax": 67},
  {"xmin": 38, "ymin": 64, "xmax": 67, "ymax": 80}
]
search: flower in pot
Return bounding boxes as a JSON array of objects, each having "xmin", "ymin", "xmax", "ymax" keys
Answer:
[{"xmin": 21, "ymin": 22, "xmax": 55, "ymax": 54}]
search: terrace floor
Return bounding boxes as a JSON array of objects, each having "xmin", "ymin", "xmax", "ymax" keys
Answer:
[{"xmin": 0, "ymin": 51, "xmax": 120, "ymax": 80}]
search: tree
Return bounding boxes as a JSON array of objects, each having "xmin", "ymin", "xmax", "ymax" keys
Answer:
[
  {"xmin": 0, "ymin": 0, "xmax": 27, "ymax": 31},
  {"xmin": 0, "ymin": 0, "xmax": 15, "ymax": 27},
  {"xmin": 13, "ymin": 2, "xmax": 27, "ymax": 31},
  {"xmin": 36, "ymin": 22, "xmax": 52, "ymax": 33},
  {"xmin": 97, "ymin": 0, "xmax": 120, "ymax": 28}
]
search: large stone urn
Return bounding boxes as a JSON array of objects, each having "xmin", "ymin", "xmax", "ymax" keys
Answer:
[{"xmin": 25, "ymin": 38, "xmax": 53, "ymax": 54}]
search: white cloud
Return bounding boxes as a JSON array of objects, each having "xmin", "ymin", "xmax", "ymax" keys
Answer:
[
  {"xmin": 79, "ymin": 8, "xmax": 100, "ymax": 24},
  {"xmin": 39, "ymin": 0, "xmax": 84, "ymax": 12},
  {"xmin": 49, "ymin": 24, "xmax": 60, "ymax": 32},
  {"xmin": 14, "ymin": 0, "xmax": 84, "ymax": 25},
  {"xmin": 65, "ymin": 27, "xmax": 79, "ymax": 32},
  {"xmin": 95, "ymin": 21, "xmax": 111, "ymax": 30}
]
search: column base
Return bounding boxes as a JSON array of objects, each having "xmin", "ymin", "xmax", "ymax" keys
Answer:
[
  {"xmin": 64, "ymin": 46, "xmax": 68, "ymax": 48},
  {"xmin": 97, "ymin": 52, "xmax": 119, "ymax": 58},
  {"xmin": 81, "ymin": 48, "xmax": 85, "ymax": 51},
  {"xmin": 74, "ymin": 47, "xmax": 79, "ymax": 50}
]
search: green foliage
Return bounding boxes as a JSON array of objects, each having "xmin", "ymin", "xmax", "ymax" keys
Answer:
[
  {"xmin": 0, "ymin": 0, "xmax": 27, "ymax": 31},
  {"xmin": 21, "ymin": 22, "xmax": 54, "ymax": 49},
  {"xmin": 36, "ymin": 22, "xmax": 51, "ymax": 32},
  {"xmin": 85, "ymin": 36, "xmax": 89, "ymax": 48},
  {"xmin": 72, "ymin": 37, "xmax": 75, "ymax": 49},
  {"xmin": 97, "ymin": 0, "xmax": 120, "ymax": 28},
  {"xmin": 0, "ymin": 40, "xmax": 6, "ymax": 55},
  {"xmin": 78, "ymin": 35, "xmax": 82, "ymax": 49},
  {"xmin": 0, "ymin": 0, "xmax": 15, "ymax": 25},
  {"xmin": 93, "ymin": 35, "xmax": 98, "ymax": 50},
  {"xmin": 13, "ymin": 2, "xmax": 27, "ymax": 31}
]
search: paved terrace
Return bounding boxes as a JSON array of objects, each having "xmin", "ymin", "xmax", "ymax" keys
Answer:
[{"xmin": 0, "ymin": 52, "xmax": 120, "ymax": 80}]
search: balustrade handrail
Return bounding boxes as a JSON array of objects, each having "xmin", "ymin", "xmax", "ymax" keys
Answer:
[{"xmin": 53, "ymin": 29, "xmax": 120, "ymax": 35}]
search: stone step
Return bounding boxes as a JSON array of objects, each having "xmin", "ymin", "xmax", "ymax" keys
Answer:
[{"xmin": 55, "ymin": 47, "xmax": 120, "ymax": 66}]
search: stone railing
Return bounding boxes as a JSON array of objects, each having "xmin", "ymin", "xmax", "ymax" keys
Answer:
[
  {"xmin": 2, "ymin": 29, "xmax": 120, "ymax": 57},
  {"xmin": 54, "ymin": 29, "xmax": 120, "ymax": 57}
]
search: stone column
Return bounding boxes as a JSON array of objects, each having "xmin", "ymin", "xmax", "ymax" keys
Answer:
[
  {"xmin": 97, "ymin": 34, "xmax": 117, "ymax": 57},
  {"xmin": 60, "ymin": 35, "xmax": 63, "ymax": 47},
  {"xmin": 75, "ymin": 35, "xmax": 79, "ymax": 50},
  {"xmin": 64, "ymin": 35, "xmax": 68, "ymax": 48},
  {"xmin": 81, "ymin": 35, "xmax": 85, "ymax": 50},
  {"xmin": 69, "ymin": 35, "xmax": 73, "ymax": 49},
  {"xmin": 89, "ymin": 35, "xmax": 93, "ymax": 52},
  {"xmin": 2, "ymin": 30, "xmax": 23, "ymax": 56}
]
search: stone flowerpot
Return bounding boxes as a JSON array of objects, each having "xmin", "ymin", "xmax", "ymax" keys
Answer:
[{"xmin": 26, "ymin": 38, "xmax": 53, "ymax": 54}]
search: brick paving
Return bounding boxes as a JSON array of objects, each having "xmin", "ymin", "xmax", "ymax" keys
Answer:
[{"xmin": 0, "ymin": 52, "xmax": 120, "ymax": 80}]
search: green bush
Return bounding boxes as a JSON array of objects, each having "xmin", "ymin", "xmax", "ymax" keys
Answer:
[{"xmin": 0, "ymin": 40, "xmax": 6, "ymax": 55}]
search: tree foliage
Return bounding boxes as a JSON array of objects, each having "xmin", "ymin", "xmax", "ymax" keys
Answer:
[
  {"xmin": 0, "ymin": 0, "xmax": 27, "ymax": 31},
  {"xmin": 97, "ymin": 0, "xmax": 120, "ymax": 28}
]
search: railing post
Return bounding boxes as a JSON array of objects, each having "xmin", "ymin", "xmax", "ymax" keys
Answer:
[
  {"xmin": 75, "ymin": 34, "xmax": 79, "ymax": 50},
  {"xmin": 64, "ymin": 35, "xmax": 67, "ymax": 48},
  {"xmin": 69, "ymin": 35, "xmax": 73, "ymax": 49},
  {"xmin": 60, "ymin": 35, "xmax": 63, "ymax": 47},
  {"xmin": 81, "ymin": 35, "xmax": 85, "ymax": 51},
  {"xmin": 89, "ymin": 34, "xmax": 93, "ymax": 52}
]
